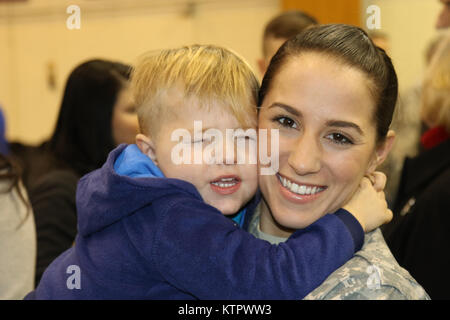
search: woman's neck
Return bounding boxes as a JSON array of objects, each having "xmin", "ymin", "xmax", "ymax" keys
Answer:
[{"xmin": 259, "ymin": 199, "xmax": 296, "ymax": 238}]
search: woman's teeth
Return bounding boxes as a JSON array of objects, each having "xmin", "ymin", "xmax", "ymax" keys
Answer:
[
  {"xmin": 278, "ymin": 175, "xmax": 324, "ymax": 195},
  {"xmin": 211, "ymin": 178, "xmax": 238, "ymax": 188}
]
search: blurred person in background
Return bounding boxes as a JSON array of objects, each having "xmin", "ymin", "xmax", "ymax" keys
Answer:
[
  {"xmin": 436, "ymin": 0, "xmax": 450, "ymax": 29},
  {"xmin": 0, "ymin": 154, "xmax": 36, "ymax": 299},
  {"xmin": 257, "ymin": 10, "xmax": 318, "ymax": 77},
  {"xmin": 367, "ymin": 31, "xmax": 390, "ymax": 54},
  {"xmin": 28, "ymin": 59, "xmax": 138, "ymax": 286},
  {"xmin": 383, "ymin": 33, "xmax": 450, "ymax": 300},
  {"xmin": 377, "ymin": 35, "xmax": 445, "ymax": 206}
]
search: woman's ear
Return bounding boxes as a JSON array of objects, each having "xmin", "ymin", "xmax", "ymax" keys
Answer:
[
  {"xmin": 367, "ymin": 130, "xmax": 396, "ymax": 174},
  {"xmin": 136, "ymin": 133, "xmax": 158, "ymax": 165}
]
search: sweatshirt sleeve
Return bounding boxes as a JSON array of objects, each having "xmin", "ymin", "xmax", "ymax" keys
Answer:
[{"xmin": 152, "ymin": 198, "xmax": 363, "ymax": 300}]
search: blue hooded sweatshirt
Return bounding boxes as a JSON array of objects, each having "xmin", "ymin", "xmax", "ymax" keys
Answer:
[{"xmin": 26, "ymin": 144, "xmax": 363, "ymax": 300}]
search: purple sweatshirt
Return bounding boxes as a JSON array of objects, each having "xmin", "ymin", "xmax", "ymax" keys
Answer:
[{"xmin": 25, "ymin": 144, "xmax": 363, "ymax": 299}]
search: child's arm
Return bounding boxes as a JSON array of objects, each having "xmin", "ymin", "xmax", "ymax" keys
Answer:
[{"xmin": 143, "ymin": 177, "xmax": 390, "ymax": 299}]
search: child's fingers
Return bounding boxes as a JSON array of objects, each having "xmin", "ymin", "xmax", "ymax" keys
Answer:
[
  {"xmin": 385, "ymin": 208, "xmax": 393, "ymax": 223},
  {"xmin": 371, "ymin": 171, "xmax": 387, "ymax": 191},
  {"xmin": 360, "ymin": 176, "xmax": 373, "ymax": 188},
  {"xmin": 366, "ymin": 173, "xmax": 376, "ymax": 185},
  {"xmin": 377, "ymin": 190, "xmax": 385, "ymax": 198}
]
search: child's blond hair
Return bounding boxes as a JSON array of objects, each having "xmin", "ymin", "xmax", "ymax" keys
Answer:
[{"xmin": 131, "ymin": 45, "xmax": 259, "ymax": 138}]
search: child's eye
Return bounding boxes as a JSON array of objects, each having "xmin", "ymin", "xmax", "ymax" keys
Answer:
[
  {"xmin": 273, "ymin": 116, "xmax": 298, "ymax": 129},
  {"xmin": 235, "ymin": 135, "xmax": 256, "ymax": 141},
  {"xmin": 326, "ymin": 133, "xmax": 353, "ymax": 145},
  {"xmin": 192, "ymin": 137, "xmax": 212, "ymax": 144}
]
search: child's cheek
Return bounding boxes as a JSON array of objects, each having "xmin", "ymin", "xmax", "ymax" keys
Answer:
[{"xmin": 245, "ymin": 164, "xmax": 259, "ymax": 195}]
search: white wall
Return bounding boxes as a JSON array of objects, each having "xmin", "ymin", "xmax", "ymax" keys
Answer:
[{"xmin": 0, "ymin": 0, "xmax": 280, "ymax": 144}]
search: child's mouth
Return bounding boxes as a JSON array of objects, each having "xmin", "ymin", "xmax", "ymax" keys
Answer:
[{"xmin": 210, "ymin": 176, "xmax": 241, "ymax": 195}]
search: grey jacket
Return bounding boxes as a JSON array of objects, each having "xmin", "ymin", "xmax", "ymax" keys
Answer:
[
  {"xmin": 0, "ymin": 179, "xmax": 36, "ymax": 299},
  {"xmin": 248, "ymin": 204, "xmax": 430, "ymax": 300}
]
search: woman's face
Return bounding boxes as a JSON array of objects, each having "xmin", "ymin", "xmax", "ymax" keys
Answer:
[
  {"xmin": 258, "ymin": 53, "xmax": 384, "ymax": 235},
  {"xmin": 112, "ymin": 86, "xmax": 139, "ymax": 145}
]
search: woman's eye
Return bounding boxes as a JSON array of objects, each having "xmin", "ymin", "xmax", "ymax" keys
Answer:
[
  {"xmin": 276, "ymin": 116, "xmax": 298, "ymax": 129},
  {"xmin": 326, "ymin": 133, "xmax": 353, "ymax": 145}
]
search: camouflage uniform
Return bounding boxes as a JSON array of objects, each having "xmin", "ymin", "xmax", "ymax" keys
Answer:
[{"xmin": 248, "ymin": 203, "xmax": 430, "ymax": 300}]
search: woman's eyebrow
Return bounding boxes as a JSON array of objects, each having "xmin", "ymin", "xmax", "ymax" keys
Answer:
[
  {"xmin": 268, "ymin": 102, "xmax": 301, "ymax": 117},
  {"xmin": 326, "ymin": 120, "xmax": 364, "ymax": 136}
]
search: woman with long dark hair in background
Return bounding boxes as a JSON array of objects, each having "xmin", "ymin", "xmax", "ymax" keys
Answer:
[{"xmin": 28, "ymin": 59, "xmax": 139, "ymax": 285}]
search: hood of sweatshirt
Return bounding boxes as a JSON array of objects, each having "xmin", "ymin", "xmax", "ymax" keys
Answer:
[{"xmin": 76, "ymin": 144, "xmax": 202, "ymax": 236}]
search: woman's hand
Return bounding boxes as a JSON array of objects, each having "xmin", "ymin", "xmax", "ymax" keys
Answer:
[{"xmin": 343, "ymin": 173, "xmax": 392, "ymax": 233}]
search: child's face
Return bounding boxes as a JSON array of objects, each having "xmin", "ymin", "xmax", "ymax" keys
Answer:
[{"xmin": 140, "ymin": 91, "xmax": 258, "ymax": 215}]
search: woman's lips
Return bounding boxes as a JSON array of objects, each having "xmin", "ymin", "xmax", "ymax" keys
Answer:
[
  {"xmin": 210, "ymin": 175, "xmax": 241, "ymax": 195},
  {"xmin": 276, "ymin": 173, "xmax": 326, "ymax": 204}
]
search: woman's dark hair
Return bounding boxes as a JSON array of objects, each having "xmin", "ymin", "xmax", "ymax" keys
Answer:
[
  {"xmin": 259, "ymin": 24, "xmax": 398, "ymax": 143},
  {"xmin": 49, "ymin": 59, "xmax": 131, "ymax": 176},
  {"xmin": 1, "ymin": 154, "xmax": 31, "ymax": 227}
]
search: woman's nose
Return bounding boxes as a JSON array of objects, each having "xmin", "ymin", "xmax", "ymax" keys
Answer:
[{"xmin": 287, "ymin": 133, "xmax": 322, "ymax": 175}]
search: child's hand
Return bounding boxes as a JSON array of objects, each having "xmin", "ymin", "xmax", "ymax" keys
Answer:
[
  {"xmin": 366, "ymin": 171, "xmax": 387, "ymax": 192},
  {"xmin": 343, "ymin": 176, "xmax": 393, "ymax": 233}
]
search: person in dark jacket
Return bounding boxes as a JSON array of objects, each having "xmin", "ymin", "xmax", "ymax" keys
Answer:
[
  {"xmin": 28, "ymin": 59, "xmax": 139, "ymax": 285},
  {"xmin": 383, "ymin": 34, "xmax": 450, "ymax": 299},
  {"xmin": 25, "ymin": 44, "xmax": 391, "ymax": 300}
]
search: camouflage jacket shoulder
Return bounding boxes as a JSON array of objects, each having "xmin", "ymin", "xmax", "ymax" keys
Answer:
[{"xmin": 304, "ymin": 229, "xmax": 430, "ymax": 300}]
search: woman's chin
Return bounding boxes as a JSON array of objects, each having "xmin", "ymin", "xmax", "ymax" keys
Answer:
[{"xmin": 272, "ymin": 206, "xmax": 326, "ymax": 230}]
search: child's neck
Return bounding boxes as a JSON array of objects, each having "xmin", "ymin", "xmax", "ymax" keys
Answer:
[{"xmin": 259, "ymin": 199, "xmax": 296, "ymax": 238}]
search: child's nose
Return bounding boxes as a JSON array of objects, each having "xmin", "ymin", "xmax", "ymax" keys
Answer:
[{"xmin": 223, "ymin": 138, "xmax": 237, "ymax": 165}]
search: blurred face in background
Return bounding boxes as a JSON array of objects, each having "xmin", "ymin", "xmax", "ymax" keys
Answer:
[
  {"xmin": 258, "ymin": 36, "xmax": 288, "ymax": 77},
  {"xmin": 112, "ymin": 85, "xmax": 139, "ymax": 145},
  {"xmin": 436, "ymin": 0, "xmax": 450, "ymax": 29}
]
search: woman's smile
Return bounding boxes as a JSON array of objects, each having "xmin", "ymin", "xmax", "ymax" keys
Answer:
[{"xmin": 276, "ymin": 172, "xmax": 327, "ymax": 204}]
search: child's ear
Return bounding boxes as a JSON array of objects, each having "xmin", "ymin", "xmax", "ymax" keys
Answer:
[
  {"xmin": 366, "ymin": 130, "xmax": 396, "ymax": 174},
  {"xmin": 136, "ymin": 133, "xmax": 158, "ymax": 165}
]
